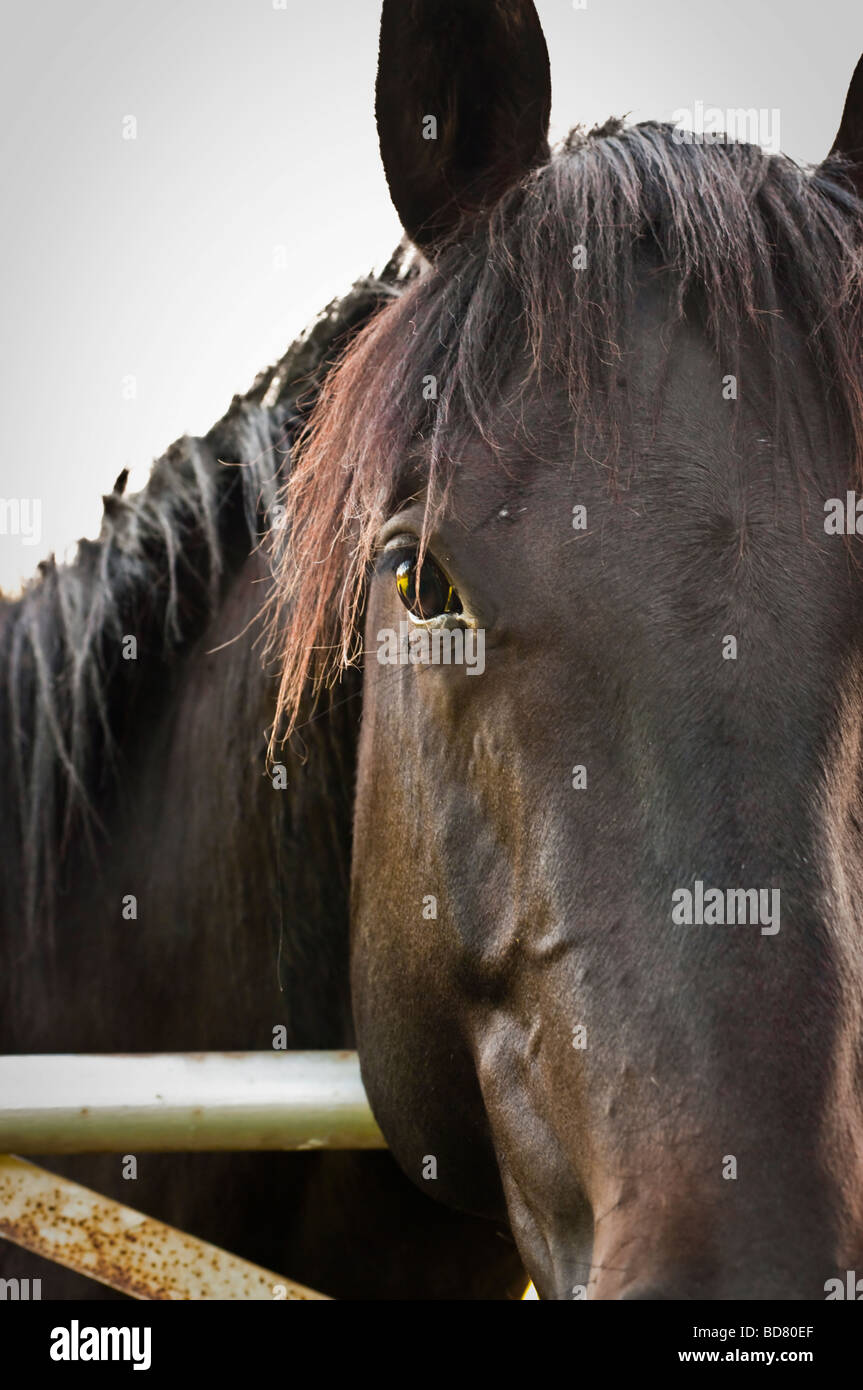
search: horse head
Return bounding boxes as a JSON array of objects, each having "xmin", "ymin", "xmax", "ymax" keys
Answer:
[{"xmin": 269, "ymin": 2, "xmax": 863, "ymax": 1299}]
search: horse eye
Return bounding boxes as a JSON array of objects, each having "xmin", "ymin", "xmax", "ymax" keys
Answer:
[{"xmin": 395, "ymin": 556, "xmax": 461, "ymax": 620}]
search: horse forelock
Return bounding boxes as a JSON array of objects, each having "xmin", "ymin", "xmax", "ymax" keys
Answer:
[{"xmin": 268, "ymin": 119, "xmax": 863, "ymax": 743}]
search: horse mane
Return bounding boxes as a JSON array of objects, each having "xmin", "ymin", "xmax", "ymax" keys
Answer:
[
  {"xmin": 0, "ymin": 253, "xmax": 415, "ymax": 926},
  {"xmin": 268, "ymin": 119, "xmax": 863, "ymax": 737}
]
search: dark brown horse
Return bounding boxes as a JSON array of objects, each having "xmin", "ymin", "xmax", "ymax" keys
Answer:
[
  {"xmin": 3, "ymin": 0, "xmax": 863, "ymax": 1300},
  {"xmin": 0, "ymin": 269, "xmax": 524, "ymax": 1300},
  {"xmin": 270, "ymin": 4, "xmax": 863, "ymax": 1298}
]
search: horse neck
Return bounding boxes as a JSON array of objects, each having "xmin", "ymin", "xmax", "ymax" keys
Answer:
[
  {"xmin": 118, "ymin": 547, "xmax": 359, "ymax": 1052},
  {"xmin": 0, "ymin": 546, "xmax": 358, "ymax": 1054}
]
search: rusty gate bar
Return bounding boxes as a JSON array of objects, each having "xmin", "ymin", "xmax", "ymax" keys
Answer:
[
  {"xmin": 0, "ymin": 1155, "xmax": 328, "ymax": 1299},
  {"xmin": 0, "ymin": 1051, "xmax": 386, "ymax": 1153}
]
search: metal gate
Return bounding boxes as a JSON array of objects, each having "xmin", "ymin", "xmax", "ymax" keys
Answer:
[{"xmin": 0, "ymin": 1051, "xmax": 384, "ymax": 1300}]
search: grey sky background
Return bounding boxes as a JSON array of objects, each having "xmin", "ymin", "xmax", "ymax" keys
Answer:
[{"xmin": 1, "ymin": 0, "xmax": 861, "ymax": 592}]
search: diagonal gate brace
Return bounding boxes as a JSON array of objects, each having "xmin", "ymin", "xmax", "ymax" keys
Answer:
[{"xmin": 0, "ymin": 1154, "xmax": 328, "ymax": 1300}]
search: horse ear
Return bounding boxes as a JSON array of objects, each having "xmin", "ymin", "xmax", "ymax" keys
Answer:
[
  {"xmin": 829, "ymin": 54, "xmax": 863, "ymax": 197},
  {"xmin": 376, "ymin": 0, "xmax": 552, "ymax": 253}
]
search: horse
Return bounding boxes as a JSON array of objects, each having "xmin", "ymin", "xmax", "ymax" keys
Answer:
[
  {"xmin": 3, "ymin": 0, "xmax": 863, "ymax": 1300},
  {"xmin": 0, "ymin": 261, "xmax": 525, "ymax": 1300},
  {"xmin": 266, "ymin": 3, "xmax": 863, "ymax": 1299}
]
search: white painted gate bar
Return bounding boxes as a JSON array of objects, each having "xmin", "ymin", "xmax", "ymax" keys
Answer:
[{"xmin": 0, "ymin": 1051, "xmax": 386, "ymax": 1153}]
